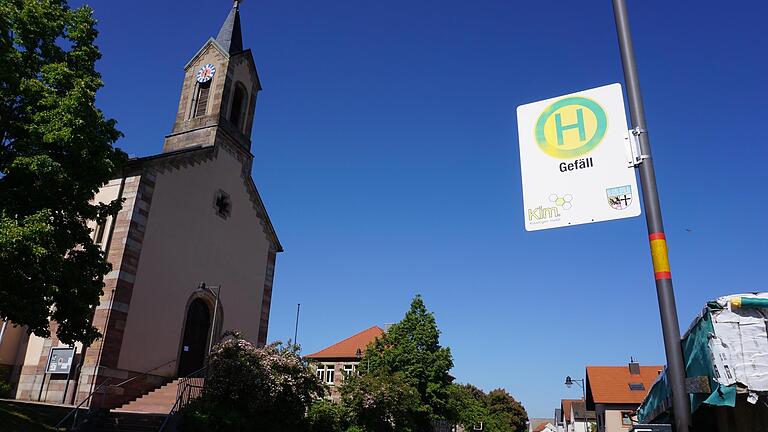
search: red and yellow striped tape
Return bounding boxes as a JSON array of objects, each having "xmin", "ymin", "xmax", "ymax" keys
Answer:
[{"xmin": 649, "ymin": 233, "xmax": 671, "ymax": 280}]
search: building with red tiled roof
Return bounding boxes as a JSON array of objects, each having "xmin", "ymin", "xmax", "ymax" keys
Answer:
[
  {"xmin": 305, "ymin": 326, "xmax": 384, "ymax": 400},
  {"xmin": 585, "ymin": 360, "xmax": 662, "ymax": 432},
  {"xmin": 560, "ymin": 399, "xmax": 595, "ymax": 432},
  {"xmin": 306, "ymin": 326, "xmax": 384, "ymax": 360},
  {"xmin": 532, "ymin": 421, "xmax": 557, "ymax": 432}
]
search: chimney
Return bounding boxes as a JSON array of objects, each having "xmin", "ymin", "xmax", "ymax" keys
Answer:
[{"xmin": 629, "ymin": 357, "xmax": 641, "ymax": 375}]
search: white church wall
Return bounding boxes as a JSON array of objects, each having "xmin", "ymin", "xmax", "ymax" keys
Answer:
[
  {"xmin": 22, "ymin": 331, "xmax": 45, "ymax": 366},
  {"xmin": 12, "ymin": 334, "xmax": 45, "ymax": 398},
  {"xmin": 0, "ymin": 323, "xmax": 26, "ymax": 366},
  {"xmin": 116, "ymin": 147, "xmax": 271, "ymax": 375}
]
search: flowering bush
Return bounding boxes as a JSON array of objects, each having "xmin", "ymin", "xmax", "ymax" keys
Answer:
[{"xmin": 180, "ymin": 331, "xmax": 325, "ymax": 432}]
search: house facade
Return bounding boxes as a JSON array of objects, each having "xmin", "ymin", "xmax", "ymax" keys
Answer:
[
  {"xmin": 0, "ymin": 1, "xmax": 281, "ymax": 409},
  {"xmin": 560, "ymin": 399, "xmax": 596, "ymax": 432},
  {"xmin": 585, "ymin": 361, "xmax": 662, "ymax": 432},
  {"xmin": 305, "ymin": 326, "xmax": 384, "ymax": 401},
  {"xmin": 530, "ymin": 418, "xmax": 559, "ymax": 432}
]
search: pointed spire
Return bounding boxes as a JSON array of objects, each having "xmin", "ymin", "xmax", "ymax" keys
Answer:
[{"xmin": 216, "ymin": 1, "xmax": 243, "ymax": 55}]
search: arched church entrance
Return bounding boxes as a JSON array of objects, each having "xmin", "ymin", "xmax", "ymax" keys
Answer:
[{"xmin": 178, "ymin": 298, "xmax": 210, "ymax": 377}]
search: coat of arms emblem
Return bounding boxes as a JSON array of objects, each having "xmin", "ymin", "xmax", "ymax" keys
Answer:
[{"xmin": 607, "ymin": 185, "xmax": 633, "ymax": 210}]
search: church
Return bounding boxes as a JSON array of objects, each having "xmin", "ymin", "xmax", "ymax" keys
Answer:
[{"xmin": 0, "ymin": 1, "xmax": 281, "ymax": 409}]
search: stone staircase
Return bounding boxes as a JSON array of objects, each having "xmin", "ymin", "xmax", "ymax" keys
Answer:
[
  {"xmin": 79, "ymin": 380, "xmax": 180, "ymax": 431},
  {"xmin": 114, "ymin": 378, "xmax": 182, "ymax": 414},
  {"xmin": 79, "ymin": 377, "xmax": 204, "ymax": 431}
]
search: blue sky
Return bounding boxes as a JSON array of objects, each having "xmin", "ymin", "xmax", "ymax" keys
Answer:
[{"xmin": 80, "ymin": 0, "xmax": 767, "ymax": 418}]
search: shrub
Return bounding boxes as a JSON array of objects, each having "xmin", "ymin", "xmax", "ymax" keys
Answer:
[
  {"xmin": 179, "ymin": 332, "xmax": 325, "ymax": 432},
  {"xmin": 0, "ymin": 380, "xmax": 12, "ymax": 398},
  {"xmin": 307, "ymin": 399, "xmax": 351, "ymax": 432}
]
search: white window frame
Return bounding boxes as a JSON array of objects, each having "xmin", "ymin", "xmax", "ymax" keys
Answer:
[
  {"xmin": 323, "ymin": 363, "xmax": 335, "ymax": 385},
  {"xmin": 343, "ymin": 364, "xmax": 356, "ymax": 378}
]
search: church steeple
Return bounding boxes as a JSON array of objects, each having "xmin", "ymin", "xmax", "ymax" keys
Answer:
[
  {"xmin": 163, "ymin": 1, "xmax": 261, "ymax": 154},
  {"xmin": 216, "ymin": 1, "xmax": 243, "ymax": 55}
]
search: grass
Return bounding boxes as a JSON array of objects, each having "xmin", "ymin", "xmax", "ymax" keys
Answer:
[{"xmin": 0, "ymin": 399, "xmax": 78, "ymax": 432}]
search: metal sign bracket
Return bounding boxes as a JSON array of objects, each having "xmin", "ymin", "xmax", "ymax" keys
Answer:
[{"xmin": 626, "ymin": 127, "xmax": 649, "ymax": 167}]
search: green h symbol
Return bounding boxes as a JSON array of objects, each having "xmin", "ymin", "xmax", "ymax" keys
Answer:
[{"xmin": 555, "ymin": 108, "xmax": 586, "ymax": 146}]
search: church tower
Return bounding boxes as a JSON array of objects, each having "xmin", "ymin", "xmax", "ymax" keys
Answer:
[{"xmin": 163, "ymin": 0, "xmax": 261, "ymax": 154}]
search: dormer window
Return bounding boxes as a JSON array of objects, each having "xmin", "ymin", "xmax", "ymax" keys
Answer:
[
  {"xmin": 229, "ymin": 83, "xmax": 248, "ymax": 130},
  {"xmin": 193, "ymin": 80, "xmax": 212, "ymax": 118}
]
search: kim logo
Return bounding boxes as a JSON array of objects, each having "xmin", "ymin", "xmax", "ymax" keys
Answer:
[
  {"xmin": 549, "ymin": 193, "xmax": 573, "ymax": 210},
  {"xmin": 607, "ymin": 185, "xmax": 633, "ymax": 210}
]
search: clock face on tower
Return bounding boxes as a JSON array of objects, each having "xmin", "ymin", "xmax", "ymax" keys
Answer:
[{"xmin": 196, "ymin": 64, "xmax": 216, "ymax": 83}]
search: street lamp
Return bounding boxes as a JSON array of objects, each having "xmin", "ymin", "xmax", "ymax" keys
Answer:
[
  {"xmin": 198, "ymin": 282, "xmax": 221, "ymax": 355},
  {"xmin": 565, "ymin": 376, "xmax": 588, "ymax": 432}
]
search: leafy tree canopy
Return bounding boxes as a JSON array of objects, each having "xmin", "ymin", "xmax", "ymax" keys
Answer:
[
  {"xmin": 446, "ymin": 385, "xmax": 528, "ymax": 432},
  {"xmin": 358, "ymin": 295, "xmax": 454, "ymax": 423},
  {"xmin": 485, "ymin": 388, "xmax": 528, "ymax": 432},
  {"xmin": 0, "ymin": 0, "xmax": 126, "ymax": 345},
  {"xmin": 446, "ymin": 384, "xmax": 488, "ymax": 429},
  {"xmin": 340, "ymin": 371, "xmax": 424, "ymax": 432}
]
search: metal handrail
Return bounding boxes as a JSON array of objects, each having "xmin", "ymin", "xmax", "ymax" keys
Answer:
[
  {"xmin": 53, "ymin": 358, "xmax": 177, "ymax": 431},
  {"xmin": 172, "ymin": 366, "xmax": 207, "ymax": 414},
  {"xmin": 158, "ymin": 366, "xmax": 208, "ymax": 432},
  {"xmin": 112, "ymin": 358, "xmax": 177, "ymax": 388},
  {"xmin": 54, "ymin": 378, "xmax": 112, "ymax": 429}
]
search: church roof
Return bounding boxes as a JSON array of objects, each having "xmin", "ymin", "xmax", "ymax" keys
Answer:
[{"xmin": 216, "ymin": 1, "xmax": 243, "ymax": 55}]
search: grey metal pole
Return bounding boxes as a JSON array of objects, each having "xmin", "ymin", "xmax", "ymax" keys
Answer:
[
  {"xmin": 581, "ymin": 379, "xmax": 587, "ymax": 432},
  {"xmin": 208, "ymin": 285, "xmax": 220, "ymax": 355},
  {"xmin": 0, "ymin": 319, "xmax": 7, "ymax": 349},
  {"xmin": 294, "ymin": 303, "xmax": 300, "ymax": 345},
  {"xmin": 611, "ymin": 1, "xmax": 691, "ymax": 431}
]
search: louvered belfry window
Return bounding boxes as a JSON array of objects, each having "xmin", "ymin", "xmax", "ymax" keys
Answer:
[
  {"xmin": 229, "ymin": 83, "xmax": 247, "ymax": 129},
  {"xmin": 194, "ymin": 81, "xmax": 211, "ymax": 117}
]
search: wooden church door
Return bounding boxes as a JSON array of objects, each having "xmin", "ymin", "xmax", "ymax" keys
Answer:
[{"xmin": 178, "ymin": 298, "xmax": 211, "ymax": 377}]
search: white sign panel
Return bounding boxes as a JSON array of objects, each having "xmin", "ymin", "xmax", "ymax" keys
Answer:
[
  {"xmin": 517, "ymin": 83, "xmax": 640, "ymax": 231},
  {"xmin": 46, "ymin": 346, "xmax": 75, "ymax": 374}
]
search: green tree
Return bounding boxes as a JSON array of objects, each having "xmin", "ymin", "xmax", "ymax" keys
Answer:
[
  {"xmin": 340, "ymin": 371, "xmax": 424, "ymax": 432},
  {"xmin": 180, "ymin": 332, "xmax": 325, "ymax": 432},
  {"xmin": 0, "ymin": 0, "xmax": 126, "ymax": 345},
  {"xmin": 485, "ymin": 389, "xmax": 528, "ymax": 432},
  {"xmin": 307, "ymin": 399, "xmax": 351, "ymax": 432},
  {"xmin": 446, "ymin": 384, "xmax": 488, "ymax": 430},
  {"xmin": 359, "ymin": 295, "xmax": 454, "ymax": 425}
]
